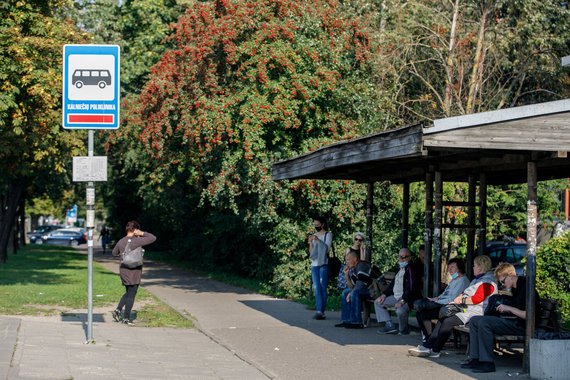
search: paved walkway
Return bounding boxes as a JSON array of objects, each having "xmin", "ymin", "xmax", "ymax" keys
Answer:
[{"xmin": 1, "ymin": 248, "xmax": 529, "ymax": 379}]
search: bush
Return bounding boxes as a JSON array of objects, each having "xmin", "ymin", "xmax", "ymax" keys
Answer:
[{"xmin": 536, "ymin": 232, "xmax": 570, "ymax": 322}]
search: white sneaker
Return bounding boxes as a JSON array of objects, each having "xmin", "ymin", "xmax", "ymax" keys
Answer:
[
  {"xmin": 429, "ymin": 349, "xmax": 441, "ymax": 358},
  {"xmin": 408, "ymin": 345, "xmax": 430, "ymax": 357}
]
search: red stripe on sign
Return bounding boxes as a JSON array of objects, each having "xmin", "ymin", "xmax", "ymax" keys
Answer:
[{"xmin": 68, "ymin": 114, "xmax": 114, "ymax": 124}]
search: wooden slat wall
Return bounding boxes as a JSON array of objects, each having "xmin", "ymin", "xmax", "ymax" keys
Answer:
[{"xmin": 423, "ymin": 114, "xmax": 570, "ymax": 151}]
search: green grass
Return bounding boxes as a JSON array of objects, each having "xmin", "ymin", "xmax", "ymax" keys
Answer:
[{"xmin": 0, "ymin": 245, "xmax": 193, "ymax": 328}]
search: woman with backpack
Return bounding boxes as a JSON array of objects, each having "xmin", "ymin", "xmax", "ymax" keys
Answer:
[
  {"xmin": 309, "ymin": 216, "xmax": 332, "ymax": 320},
  {"xmin": 111, "ymin": 220, "xmax": 156, "ymax": 325}
]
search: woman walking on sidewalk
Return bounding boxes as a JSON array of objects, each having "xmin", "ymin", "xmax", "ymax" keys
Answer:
[{"xmin": 112, "ymin": 220, "xmax": 156, "ymax": 325}]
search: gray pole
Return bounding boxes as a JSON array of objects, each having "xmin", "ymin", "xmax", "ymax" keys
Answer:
[
  {"xmin": 86, "ymin": 130, "xmax": 94, "ymax": 343},
  {"xmin": 401, "ymin": 182, "xmax": 409, "ymax": 249},
  {"xmin": 365, "ymin": 182, "xmax": 374, "ymax": 263},
  {"xmin": 433, "ymin": 171, "xmax": 443, "ymax": 296},
  {"xmin": 466, "ymin": 174, "xmax": 476, "ymax": 276},
  {"xmin": 524, "ymin": 161, "xmax": 538, "ymax": 372},
  {"xmin": 424, "ymin": 171, "xmax": 434, "ymax": 297}
]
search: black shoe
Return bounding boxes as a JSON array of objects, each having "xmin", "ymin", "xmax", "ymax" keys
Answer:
[
  {"xmin": 345, "ymin": 323, "xmax": 364, "ymax": 329},
  {"xmin": 335, "ymin": 322, "xmax": 350, "ymax": 328},
  {"xmin": 460, "ymin": 359, "xmax": 480, "ymax": 369},
  {"xmin": 472, "ymin": 361, "xmax": 495, "ymax": 373},
  {"xmin": 111, "ymin": 309, "xmax": 122, "ymax": 322},
  {"xmin": 313, "ymin": 313, "xmax": 326, "ymax": 320},
  {"xmin": 122, "ymin": 319, "xmax": 135, "ymax": 326}
]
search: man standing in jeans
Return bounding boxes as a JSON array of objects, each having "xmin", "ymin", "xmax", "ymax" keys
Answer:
[{"xmin": 334, "ymin": 249, "xmax": 374, "ymax": 329}]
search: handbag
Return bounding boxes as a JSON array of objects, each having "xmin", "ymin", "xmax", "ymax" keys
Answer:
[
  {"xmin": 122, "ymin": 239, "xmax": 144, "ymax": 268},
  {"xmin": 438, "ymin": 303, "xmax": 464, "ymax": 319},
  {"xmin": 484, "ymin": 294, "xmax": 513, "ymax": 317},
  {"xmin": 413, "ymin": 298, "xmax": 441, "ymax": 312},
  {"xmin": 368, "ymin": 278, "xmax": 382, "ymax": 299}
]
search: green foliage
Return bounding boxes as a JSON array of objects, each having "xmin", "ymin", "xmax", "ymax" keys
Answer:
[
  {"xmin": 382, "ymin": 0, "xmax": 570, "ymax": 123},
  {"xmin": 103, "ymin": 0, "xmax": 398, "ymax": 298},
  {"xmin": 0, "ymin": 1, "xmax": 87, "ymax": 181},
  {"xmin": 535, "ymin": 232, "xmax": 570, "ymax": 322},
  {"xmin": 487, "ymin": 180, "xmax": 569, "ymax": 241}
]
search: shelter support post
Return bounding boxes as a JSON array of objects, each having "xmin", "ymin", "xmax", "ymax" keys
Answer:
[
  {"xmin": 478, "ymin": 173, "xmax": 487, "ymax": 259},
  {"xmin": 365, "ymin": 182, "xmax": 374, "ymax": 263},
  {"xmin": 424, "ymin": 171, "xmax": 434, "ymax": 297},
  {"xmin": 466, "ymin": 175, "xmax": 476, "ymax": 279},
  {"xmin": 402, "ymin": 182, "xmax": 410, "ymax": 249},
  {"xmin": 564, "ymin": 188, "xmax": 570, "ymax": 220},
  {"xmin": 524, "ymin": 161, "xmax": 538, "ymax": 373},
  {"xmin": 433, "ymin": 171, "xmax": 443, "ymax": 296}
]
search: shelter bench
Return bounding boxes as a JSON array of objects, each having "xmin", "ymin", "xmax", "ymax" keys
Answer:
[{"xmin": 452, "ymin": 298, "xmax": 562, "ymax": 354}]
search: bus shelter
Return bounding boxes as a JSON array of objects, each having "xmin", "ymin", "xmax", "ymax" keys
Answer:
[{"xmin": 272, "ymin": 98, "xmax": 570, "ymax": 371}]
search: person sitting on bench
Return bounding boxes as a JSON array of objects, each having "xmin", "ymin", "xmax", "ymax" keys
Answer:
[
  {"xmin": 334, "ymin": 249, "xmax": 374, "ymax": 329},
  {"xmin": 408, "ymin": 255, "xmax": 497, "ymax": 358},
  {"xmin": 375, "ymin": 248, "xmax": 421, "ymax": 335},
  {"xmin": 460, "ymin": 263, "xmax": 537, "ymax": 373},
  {"xmin": 414, "ymin": 258, "xmax": 470, "ymax": 344}
]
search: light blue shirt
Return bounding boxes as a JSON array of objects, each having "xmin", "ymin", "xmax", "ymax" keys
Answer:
[{"xmin": 437, "ymin": 275, "xmax": 470, "ymax": 304}]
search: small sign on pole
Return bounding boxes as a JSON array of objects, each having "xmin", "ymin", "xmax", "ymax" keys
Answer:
[{"xmin": 73, "ymin": 156, "xmax": 108, "ymax": 182}]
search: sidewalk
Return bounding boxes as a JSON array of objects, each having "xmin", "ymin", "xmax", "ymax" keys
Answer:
[{"xmin": 1, "ymin": 248, "xmax": 530, "ymax": 379}]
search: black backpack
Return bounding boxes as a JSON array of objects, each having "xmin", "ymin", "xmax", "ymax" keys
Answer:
[
  {"xmin": 328, "ymin": 256, "xmax": 342, "ymax": 282},
  {"xmin": 325, "ymin": 232, "xmax": 341, "ymax": 282}
]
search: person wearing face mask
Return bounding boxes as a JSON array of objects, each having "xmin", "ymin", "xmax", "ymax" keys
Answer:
[
  {"xmin": 413, "ymin": 258, "xmax": 470, "ymax": 343},
  {"xmin": 409, "ymin": 255, "xmax": 497, "ymax": 358},
  {"xmin": 375, "ymin": 248, "xmax": 421, "ymax": 335},
  {"xmin": 308, "ymin": 216, "xmax": 332, "ymax": 320}
]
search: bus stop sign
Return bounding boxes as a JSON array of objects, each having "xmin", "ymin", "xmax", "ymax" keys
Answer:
[{"xmin": 63, "ymin": 45, "xmax": 120, "ymax": 129}]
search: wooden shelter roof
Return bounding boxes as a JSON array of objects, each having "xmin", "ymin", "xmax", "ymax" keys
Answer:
[{"xmin": 272, "ymin": 99, "xmax": 570, "ymax": 185}]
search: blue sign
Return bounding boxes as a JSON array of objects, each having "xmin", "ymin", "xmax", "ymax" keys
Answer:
[{"xmin": 62, "ymin": 45, "xmax": 120, "ymax": 129}]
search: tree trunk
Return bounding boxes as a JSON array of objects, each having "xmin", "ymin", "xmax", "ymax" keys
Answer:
[
  {"xmin": 443, "ymin": 0, "xmax": 461, "ymax": 117},
  {"xmin": 466, "ymin": 6, "xmax": 490, "ymax": 114},
  {"xmin": 0, "ymin": 179, "xmax": 24, "ymax": 263},
  {"xmin": 18, "ymin": 197, "xmax": 25, "ymax": 248}
]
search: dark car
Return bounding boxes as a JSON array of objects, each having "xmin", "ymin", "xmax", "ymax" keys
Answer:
[
  {"xmin": 27, "ymin": 225, "xmax": 62, "ymax": 244},
  {"xmin": 484, "ymin": 241, "xmax": 526, "ymax": 276},
  {"xmin": 38, "ymin": 228, "xmax": 87, "ymax": 247}
]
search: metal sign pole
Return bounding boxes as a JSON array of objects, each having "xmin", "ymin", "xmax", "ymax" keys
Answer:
[{"xmin": 86, "ymin": 130, "xmax": 95, "ymax": 344}]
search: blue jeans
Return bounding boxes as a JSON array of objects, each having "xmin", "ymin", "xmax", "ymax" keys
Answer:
[
  {"xmin": 341, "ymin": 287, "xmax": 371, "ymax": 324},
  {"xmin": 311, "ymin": 265, "xmax": 328, "ymax": 313}
]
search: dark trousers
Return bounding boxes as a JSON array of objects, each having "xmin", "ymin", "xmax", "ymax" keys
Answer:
[
  {"xmin": 469, "ymin": 315, "xmax": 525, "ymax": 363},
  {"xmin": 117, "ymin": 284, "xmax": 139, "ymax": 320},
  {"xmin": 424, "ymin": 314, "xmax": 462, "ymax": 352},
  {"xmin": 416, "ymin": 305, "xmax": 443, "ymax": 339}
]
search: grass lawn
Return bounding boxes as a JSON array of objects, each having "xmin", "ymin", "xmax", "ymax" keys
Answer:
[{"xmin": 0, "ymin": 245, "xmax": 193, "ymax": 328}]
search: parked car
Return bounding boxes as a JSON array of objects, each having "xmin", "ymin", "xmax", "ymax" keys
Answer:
[
  {"xmin": 27, "ymin": 225, "xmax": 62, "ymax": 244},
  {"xmin": 37, "ymin": 228, "xmax": 87, "ymax": 246},
  {"xmin": 484, "ymin": 241, "xmax": 526, "ymax": 276}
]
